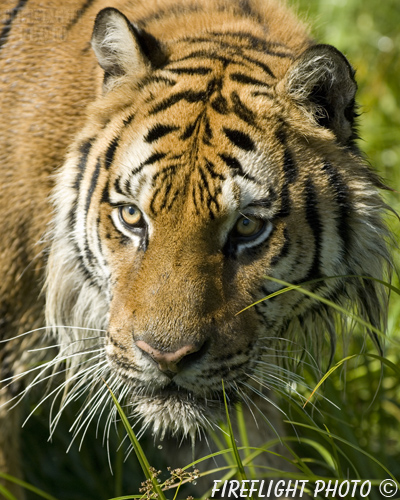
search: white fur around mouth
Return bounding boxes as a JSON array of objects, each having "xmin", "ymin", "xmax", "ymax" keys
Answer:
[{"xmin": 129, "ymin": 386, "xmax": 223, "ymax": 439}]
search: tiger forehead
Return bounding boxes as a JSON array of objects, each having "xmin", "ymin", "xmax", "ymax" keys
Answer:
[
  {"xmin": 116, "ymin": 62, "xmax": 284, "ymax": 218},
  {"xmin": 144, "ymin": 49, "xmax": 277, "ymax": 131}
]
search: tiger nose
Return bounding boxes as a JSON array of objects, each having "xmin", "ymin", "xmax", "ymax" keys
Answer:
[{"xmin": 135, "ymin": 340, "xmax": 207, "ymax": 378}]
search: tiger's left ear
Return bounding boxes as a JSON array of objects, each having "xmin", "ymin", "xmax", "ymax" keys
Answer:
[
  {"xmin": 91, "ymin": 8, "xmax": 165, "ymax": 91},
  {"xmin": 283, "ymin": 44, "xmax": 357, "ymax": 146}
]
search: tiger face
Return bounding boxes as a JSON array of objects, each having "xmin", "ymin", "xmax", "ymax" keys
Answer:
[{"xmin": 44, "ymin": 3, "xmax": 389, "ymax": 439}]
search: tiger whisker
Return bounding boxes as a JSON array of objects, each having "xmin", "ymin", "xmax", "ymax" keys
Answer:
[
  {"xmin": 248, "ymin": 371, "xmax": 339, "ymax": 411},
  {"xmin": 52, "ymin": 362, "xmax": 110, "ymax": 436},
  {"xmin": 1, "ymin": 351, "xmax": 103, "ymax": 411},
  {"xmin": 236, "ymin": 386, "xmax": 261, "ymax": 429},
  {"xmin": 254, "ymin": 360, "xmax": 308, "ymax": 379},
  {"xmin": 0, "ymin": 340, "xmax": 104, "ymax": 387},
  {"xmin": 0, "ymin": 326, "xmax": 106, "ymax": 344},
  {"xmin": 69, "ymin": 371, "xmax": 117, "ymax": 436},
  {"xmin": 22, "ymin": 357, "xmax": 107, "ymax": 429},
  {"xmin": 75, "ymin": 377, "xmax": 119, "ymax": 452},
  {"xmin": 257, "ymin": 337, "xmax": 321, "ymax": 369},
  {"xmin": 237, "ymin": 384, "xmax": 284, "ymax": 442},
  {"xmin": 240, "ymin": 378, "xmax": 288, "ymax": 417},
  {"xmin": 27, "ymin": 336, "xmax": 104, "ymax": 353}
]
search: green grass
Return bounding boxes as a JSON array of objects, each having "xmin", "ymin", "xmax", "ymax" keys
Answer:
[{"xmin": 5, "ymin": 0, "xmax": 400, "ymax": 498}]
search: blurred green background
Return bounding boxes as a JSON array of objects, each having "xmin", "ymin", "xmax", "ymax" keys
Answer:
[
  {"xmin": 297, "ymin": 0, "xmax": 400, "ymax": 193},
  {"xmin": 17, "ymin": 0, "xmax": 400, "ymax": 499},
  {"xmin": 291, "ymin": 0, "xmax": 400, "ymax": 496}
]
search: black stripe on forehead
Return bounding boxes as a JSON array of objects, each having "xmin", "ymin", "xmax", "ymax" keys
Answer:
[
  {"xmin": 196, "ymin": 166, "xmax": 222, "ymax": 220},
  {"xmin": 182, "ymin": 31, "xmax": 292, "ymax": 59},
  {"xmin": 204, "ymin": 159, "xmax": 225, "ymax": 181},
  {"xmin": 219, "ymin": 153, "xmax": 259, "ymax": 184},
  {"xmin": 149, "ymin": 76, "xmax": 221, "ymax": 116},
  {"xmin": 223, "ymin": 127, "xmax": 255, "ymax": 151},
  {"xmin": 231, "ymin": 91, "xmax": 256, "ymax": 127},
  {"xmin": 131, "ymin": 152, "xmax": 168, "ymax": 177},
  {"xmin": 211, "ymin": 95, "xmax": 229, "ymax": 114},
  {"xmin": 168, "ymin": 66, "xmax": 213, "ymax": 75},
  {"xmin": 203, "ymin": 116, "xmax": 213, "ymax": 143},
  {"xmin": 148, "ymin": 156, "xmax": 225, "ymax": 217},
  {"xmin": 145, "ymin": 124, "xmax": 179, "ymax": 143},
  {"xmin": 171, "ymin": 49, "xmax": 277, "ymax": 81},
  {"xmin": 181, "ymin": 121, "xmax": 198, "ymax": 140},
  {"xmin": 66, "ymin": 0, "xmax": 96, "ymax": 31},
  {"xmin": 143, "ymin": 152, "xmax": 168, "ymax": 167},
  {"xmin": 149, "ymin": 89, "xmax": 208, "ymax": 115},
  {"xmin": 152, "ymin": 164, "xmax": 179, "ymax": 185},
  {"xmin": 230, "ymin": 72, "xmax": 271, "ymax": 87},
  {"xmin": 0, "ymin": 0, "xmax": 29, "ymax": 52}
]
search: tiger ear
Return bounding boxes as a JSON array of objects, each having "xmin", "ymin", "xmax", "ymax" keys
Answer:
[
  {"xmin": 91, "ymin": 8, "xmax": 165, "ymax": 91},
  {"xmin": 283, "ymin": 44, "xmax": 358, "ymax": 146}
]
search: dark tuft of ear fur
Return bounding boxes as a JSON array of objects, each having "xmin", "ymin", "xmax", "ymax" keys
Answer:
[
  {"xmin": 91, "ymin": 8, "xmax": 166, "ymax": 91},
  {"xmin": 284, "ymin": 44, "xmax": 358, "ymax": 146}
]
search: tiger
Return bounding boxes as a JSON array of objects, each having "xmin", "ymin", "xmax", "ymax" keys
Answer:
[{"xmin": 0, "ymin": 0, "xmax": 391, "ymax": 497}]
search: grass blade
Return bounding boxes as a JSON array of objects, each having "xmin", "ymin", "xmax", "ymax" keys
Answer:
[
  {"xmin": 221, "ymin": 380, "xmax": 252, "ymax": 498},
  {"xmin": 286, "ymin": 422, "xmax": 400, "ymax": 483},
  {"xmin": 0, "ymin": 473, "xmax": 58, "ymax": 500},
  {"xmin": 303, "ymin": 354, "xmax": 358, "ymax": 407},
  {"xmin": 237, "ymin": 275, "xmax": 387, "ymax": 341},
  {"xmin": 104, "ymin": 381, "xmax": 167, "ymax": 500}
]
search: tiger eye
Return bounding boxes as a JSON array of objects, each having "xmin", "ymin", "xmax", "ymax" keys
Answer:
[
  {"xmin": 120, "ymin": 205, "xmax": 143, "ymax": 227},
  {"xmin": 235, "ymin": 216, "xmax": 264, "ymax": 237}
]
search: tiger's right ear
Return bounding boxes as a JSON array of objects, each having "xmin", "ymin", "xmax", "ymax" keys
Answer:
[{"xmin": 91, "ymin": 8, "xmax": 165, "ymax": 91}]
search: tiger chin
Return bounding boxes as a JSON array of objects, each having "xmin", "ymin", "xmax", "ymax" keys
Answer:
[{"xmin": 0, "ymin": 0, "xmax": 391, "ymax": 497}]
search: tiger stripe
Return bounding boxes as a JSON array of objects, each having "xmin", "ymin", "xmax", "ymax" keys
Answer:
[
  {"xmin": 105, "ymin": 137, "xmax": 119, "ymax": 170},
  {"xmin": 145, "ymin": 124, "xmax": 179, "ymax": 143},
  {"xmin": 231, "ymin": 91, "xmax": 256, "ymax": 126},
  {"xmin": 0, "ymin": 0, "xmax": 29, "ymax": 51},
  {"xmin": 303, "ymin": 177, "xmax": 323, "ymax": 281},
  {"xmin": 73, "ymin": 139, "xmax": 95, "ymax": 190},
  {"xmin": 230, "ymin": 72, "xmax": 271, "ymax": 87},
  {"xmin": 223, "ymin": 128, "xmax": 255, "ymax": 151},
  {"xmin": 321, "ymin": 161, "xmax": 352, "ymax": 255},
  {"xmin": 66, "ymin": 0, "xmax": 97, "ymax": 31},
  {"xmin": 149, "ymin": 89, "xmax": 209, "ymax": 115}
]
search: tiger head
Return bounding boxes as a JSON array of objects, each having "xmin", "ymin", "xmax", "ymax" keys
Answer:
[{"xmin": 45, "ymin": 6, "xmax": 390, "ymax": 439}]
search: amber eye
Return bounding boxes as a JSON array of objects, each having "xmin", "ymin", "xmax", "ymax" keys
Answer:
[
  {"xmin": 119, "ymin": 205, "xmax": 143, "ymax": 227},
  {"xmin": 234, "ymin": 216, "xmax": 265, "ymax": 238}
]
